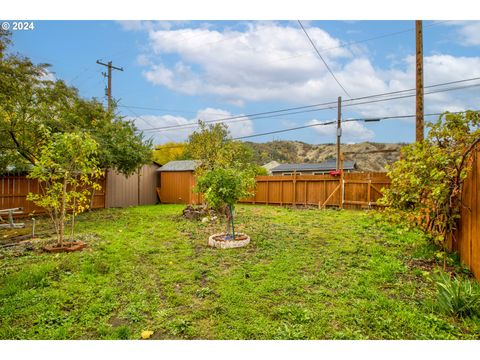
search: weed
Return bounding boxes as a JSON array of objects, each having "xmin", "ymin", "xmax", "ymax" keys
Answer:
[
  {"xmin": 168, "ymin": 319, "xmax": 192, "ymax": 337},
  {"xmin": 196, "ymin": 287, "xmax": 214, "ymax": 298},
  {"xmin": 434, "ymin": 272, "xmax": 480, "ymax": 318},
  {"xmin": 115, "ymin": 325, "xmax": 131, "ymax": 340}
]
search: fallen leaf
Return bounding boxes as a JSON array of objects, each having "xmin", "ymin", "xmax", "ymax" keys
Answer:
[{"xmin": 141, "ymin": 330, "xmax": 154, "ymax": 339}]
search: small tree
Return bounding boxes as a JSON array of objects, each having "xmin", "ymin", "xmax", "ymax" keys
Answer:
[
  {"xmin": 195, "ymin": 167, "xmax": 255, "ymax": 239},
  {"xmin": 27, "ymin": 132, "xmax": 102, "ymax": 247},
  {"xmin": 184, "ymin": 120, "xmax": 254, "ymax": 175},
  {"xmin": 381, "ymin": 110, "xmax": 480, "ymax": 266}
]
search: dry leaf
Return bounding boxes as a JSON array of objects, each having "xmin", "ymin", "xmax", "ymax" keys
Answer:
[{"xmin": 141, "ymin": 330, "xmax": 154, "ymax": 339}]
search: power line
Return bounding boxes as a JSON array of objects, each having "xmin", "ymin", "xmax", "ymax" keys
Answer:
[
  {"xmin": 118, "ymin": 104, "xmax": 231, "ymax": 117},
  {"xmin": 151, "ymin": 110, "xmax": 479, "ymax": 149},
  {"xmin": 125, "ymin": 75, "xmax": 480, "ymax": 118},
  {"xmin": 137, "ymin": 78, "xmax": 480, "ymax": 133},
  {"xmin": 233, "ymin": 111, "xmax": 469, "ymax": 140},
  {"xmin": 297, "ymin": 20, "xmax": 351, "ymax": 98},
  {"xmin": 122, "ymin": 105, "xmax": 179, "ymax": 144}
]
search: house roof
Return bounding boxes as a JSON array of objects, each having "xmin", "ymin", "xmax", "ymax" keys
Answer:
[
  {"xmin": 271, "ymin": 159, "xmax": 356, "ymax": 173},
  {"xmin": 157, "ymin": 160, "xmax": 200, "ymax": 172},
  {"xmin": 262, "ymin": 161, "xmax": 280, "ymax": 172}
]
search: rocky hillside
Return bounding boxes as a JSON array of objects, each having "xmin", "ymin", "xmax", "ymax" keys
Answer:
[{"xmin": 245, "ymin": 141, "xmax": 407, "ymax": 172}]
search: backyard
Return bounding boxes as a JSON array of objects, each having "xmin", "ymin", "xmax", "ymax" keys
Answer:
[{"xmin": 1, "ymin": 204, "xmax": 479, "ymax": 340}]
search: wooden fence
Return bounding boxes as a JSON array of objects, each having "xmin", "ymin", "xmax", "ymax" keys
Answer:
[
  {"xmin": 106, "ymin": 164, "xmax": 160, "ymax": 208},
  {"xmin": 240, "ymin": 172, "xmax": 391, "ymax": 209},
  {"xmin": 452, "ymin": 146, "xmax": 480, "ymax": 280},
  {"xmin": 0, "ymin": 175, "xmax": 106, "ymax": 216}
]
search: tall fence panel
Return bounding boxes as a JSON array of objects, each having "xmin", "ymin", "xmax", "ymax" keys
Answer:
[
  {"xmin": 454, "ymin": 146, "xmax": 480, "ymax": 280},
  {"xmin": 240, "ymin": 172, "xmax": 391, "ymax": 209},
  {"xmin": 105, "ymin": 164, "xmax": 160, "ymax": 208},
  {"xmin": 0, "ymin": 176, "xmax": 105, "ymax": 216}
]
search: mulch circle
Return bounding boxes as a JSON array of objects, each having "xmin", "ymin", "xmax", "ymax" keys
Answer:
[
  {"xmin": 42, "ymin": 241, "xmax": 87, "ymax": 253},
  {"xmin": 212, "ymin": 234, "xmax": 249, "ymax": 242},
  {"xmin": 208, "ymin": 232, "xmax": 250, "ymax": 249}
]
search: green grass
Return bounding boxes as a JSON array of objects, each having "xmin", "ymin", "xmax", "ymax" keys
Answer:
[{"xmin": 1, "ymin": 204, "xmax": 479, "ymax": 339}]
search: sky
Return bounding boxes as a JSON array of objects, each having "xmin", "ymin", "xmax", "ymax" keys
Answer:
[{"xmin": 7, "ymin": 19, "xmax": 480, "ymax": 145}]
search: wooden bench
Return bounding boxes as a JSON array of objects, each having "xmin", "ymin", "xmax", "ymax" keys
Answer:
[{"xmin": 0, "ymin": 207, "xmax": 25, "ymax": 229}]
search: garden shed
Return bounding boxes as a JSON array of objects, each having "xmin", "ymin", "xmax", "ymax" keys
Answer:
[{"xmin": 156, "ymin": 160, "xmax": 201, "ymax": 204}]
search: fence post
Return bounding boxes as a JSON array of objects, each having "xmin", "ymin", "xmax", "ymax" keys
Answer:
[
  {"xmin": 293, "ymin": 171, "xmax": 297, "ymax": 206},
  {"xmin": 266, "ymin": 179, "xmax": 269, "ymax": 205},
  {"xmin": 252, "ymin": 176, "xmax": 256, "ymax": 204},
  {"xmin": 280, "ymin": 180, "xmax": 283, "ymax": 206},
  {"xmin": 304, "ymin": 180, "xmax": 308, "ymax": 206},
  {"xmin": 367, "ymin": 173, "xmax": 371, "ymax": 209},
  {"xmin": 340, "ymin": 154, "xmax": 344, "ymax": 209}
]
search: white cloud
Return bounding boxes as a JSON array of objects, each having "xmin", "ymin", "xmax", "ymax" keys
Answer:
[
  {"xmin": 131, "ymin": 107, "xmax": 254, "ymax": 144},
  {"xmin": 117, "ymin": 21, "xmax": 189, "ymax": 32},
  {"xmin": 41, "ymin": 69, "xmax": 56, "ymax": 82},
  {"xmin": 446, "ymin": 21, "xmax": 480, "ymax": 46},
  {"xmin": 307, "ymin": 119, "xmax": 375, "ymax": 143},
  {"xmin": 141, "ymin": 22, "xmax": 354, "ymax": 103},
  {"xmin": 132, "ymin": 22, "xmax": 480, "ymax": 121}
]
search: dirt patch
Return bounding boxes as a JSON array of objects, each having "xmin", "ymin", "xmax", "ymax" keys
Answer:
[
  {"xmin": 182, "ymin": 205, "xmax": 217, "ymax": 220},
  {"xmin": 407, "ymin": 258, "xmax": 457, "ymax": 274},
  {"xmin": 109, "ymin": 316, "xmax": 129, "ymax": 328}
]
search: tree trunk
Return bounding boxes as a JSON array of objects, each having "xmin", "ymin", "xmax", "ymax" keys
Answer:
[
  {"xmin": 225, "ymin": 205, "xmax": 231, "ymax": 237},
  {"xmin": 71, "ymin": 197, "xmax": 76, "ymax": 241},
  {"xmin": 230, "ymin": 204, "xmax": 236, "ymax": 240},
  {"xmin": 58, "ymin": 177, "xmax": 67, "ymax": 247}
]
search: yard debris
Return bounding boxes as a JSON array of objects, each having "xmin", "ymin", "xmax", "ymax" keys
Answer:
[{"xmin": 182, "ymin": 204, "xmax": 216, "ymax": 220}]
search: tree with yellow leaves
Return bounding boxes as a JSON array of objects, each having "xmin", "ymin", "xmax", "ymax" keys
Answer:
[{"xmin": 152, "ymin": 142, "xmax": 186, "ymax": 165}]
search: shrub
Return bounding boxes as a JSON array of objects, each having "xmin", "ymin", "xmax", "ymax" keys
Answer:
[
  {"xmin": 381, "ymin": 110, "xmax": 480, "ymax": 266},
  {"xmin": 434, "ymin": 272, "xmax": 480, "ymax": 318}
]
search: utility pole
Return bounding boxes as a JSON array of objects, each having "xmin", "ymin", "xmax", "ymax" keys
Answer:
[
  {"xmin": 96, "ymin": 60, "xmax": 124, "ymax": 112},
  {"xmin": 415, "ymin": 20, "xmax": 424, "ymax": 142},
  {"xmin": 336, "ymin": 96, "xmax": 342, "ymax": 171}
]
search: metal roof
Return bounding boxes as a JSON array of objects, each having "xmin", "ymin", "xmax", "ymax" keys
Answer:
[
  {"xmin": 271, "ymin": 160, "xmax": 356, "ymax": 173},
  {"xmin": 157, "ymin": 160, "xmax": 200, "ymax": 172}
]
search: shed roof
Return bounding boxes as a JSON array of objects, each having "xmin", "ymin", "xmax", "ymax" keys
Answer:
[
  {"xmin": 157, "ymin": 160, "xmax": 200, "ymax": 172},
  {"xmin": 271, "ymin": 159, "xmax": 356, "ymax": 173}
]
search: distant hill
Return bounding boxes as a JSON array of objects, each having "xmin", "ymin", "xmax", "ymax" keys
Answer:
[{"xmin": 244, "ymin": 141, "xmax": 407, "ymax": 172}]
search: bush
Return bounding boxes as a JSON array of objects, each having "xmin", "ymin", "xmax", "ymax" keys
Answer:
[{"xmin": 434, "ymin": 272, "xmax": 480, "ymax": 318}]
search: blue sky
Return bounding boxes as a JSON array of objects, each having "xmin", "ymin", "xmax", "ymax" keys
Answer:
[{"xmin": 7, "ymin": 20, "xmax": 480, "ymax": 145}]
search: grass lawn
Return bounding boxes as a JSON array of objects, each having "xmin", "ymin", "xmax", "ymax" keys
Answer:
[{"xmin": 1, "ymin": 204, "xmax": 479, "ymax": 339}]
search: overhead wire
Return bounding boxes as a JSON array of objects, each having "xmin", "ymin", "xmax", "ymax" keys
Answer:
[
  {"xmin": 150, "ymin": 109, "xmax": 480, "ymax": 149},
  {"xmin": 135, "ymin": 77, "xmax": 480, "ymax": 133},
  {"xmin": 297, "ymin": 20, "xmax": 352, "ymax": 98}
]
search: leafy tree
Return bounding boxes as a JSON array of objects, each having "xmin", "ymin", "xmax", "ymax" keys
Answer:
[
  {"xmin": 381, "ymin": 110, "xmax": 480, "ymax": 266},
  {"xmin": 153, "ymin": 142, "xmax": 185, "ymax": 165},
  {"xmin": 184, "ymin": 120, "xmax": 254, "ymax": 175},
  {"xmin": 0, "ymin": 31, "xmax": 151, "ymax": 176},
  {"xmin": 195, "ymin": 167, "xmax": 255, "ymax": 239},
  {"xmin": 27, "ymin": 132, "xmax": 102, "ymax": 247},
  {"xmin": 187, "ymin": 120, "xmax": 258, "ymax": 238}
]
